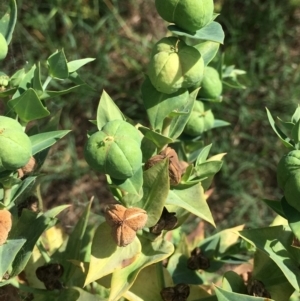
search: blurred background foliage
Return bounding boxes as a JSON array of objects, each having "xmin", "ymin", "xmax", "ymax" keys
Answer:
[{"xmin": 2, "ymin": 0, "xmax": 300, "ymax": 230}]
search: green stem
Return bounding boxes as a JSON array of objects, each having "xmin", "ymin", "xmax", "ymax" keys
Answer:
[
  {"xmin": 156, "ymin": 261, "xmax": 166, "ymax": 289},
  {"xmin": 162, "ymin": 117, "xmax": 172, "ymax": 138},
  {"xmin": 35, "ymin": 184, "xmax": 44, "ymax": 211},
  {"xmin": 42, "ymin": 75, "xmax": 52, "ymax": 91},
  {"xmin": 36, "ymin": 240, "xmax": 51, "ymax": 263},
  {"xmin": 3, "ymin": 186, "xmax": 12, "ymax": 207}
]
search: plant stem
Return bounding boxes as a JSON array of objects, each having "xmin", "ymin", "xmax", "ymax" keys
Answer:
[
  {"xmin": 42, "ymin": 75, "xmax": 52, "ymax": 91},
  {"xmin": 36, "ymin": 240, "xmax": 51, "ymax": 263},
  {"xmin": 3, "ymin": 186, "xmax": 12, "ymax": 207}
]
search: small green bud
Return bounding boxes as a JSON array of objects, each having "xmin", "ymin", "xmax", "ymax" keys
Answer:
[{"xmin": 198, "ymin": 66, "xmax": 222, "ymax": 99}]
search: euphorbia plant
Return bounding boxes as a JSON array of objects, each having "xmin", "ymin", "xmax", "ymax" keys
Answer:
[{"xmin": 4, "ymin": 0, "xmax": 300, "ymax": 301}]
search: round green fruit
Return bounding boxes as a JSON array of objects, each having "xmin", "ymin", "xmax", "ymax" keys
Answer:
[
  {"xmin": 277, "ymin": 150, "xmax": 300, "ymax": 189},
  {"xmin": 198, "ymin": 66, "xmax": 222, "ymax": 99},
  {"xmin": 155, "ymin": 0, "xmax": 214, "ymax": 33},
  {"xmin": 184, "ymin": 100, "xmax": 214, "ymax": 136},
  {"xmin": 84, "ymin": 120, "xmax": 142, "ymax": 180},
  {"xmin": 0, "ymin": 33, "xmax": 8, "ymax": 61},
  {"xmin": 0, "ymin": 117, "xmax": 32, "ymax": 172},
  {"xmin": 148, "ymin": 37, "xmax": 204, "ymax": 94},
  {"xmin": 277, "ymin": 150, "xmax": 300, "ymax": 212}
]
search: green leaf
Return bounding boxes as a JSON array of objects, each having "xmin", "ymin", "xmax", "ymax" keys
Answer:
[
  {"xmin": 292, "ymin": 105, "xmax": 300, "ymax": 124},
  {"xmin": 281, "ymin": 197, "xmax": 300, "ymax": 240},
  {"xmin": 126, "ymin": 264, "xmax": 172, "ymax": 301},
  {"xmin": 168, "ymin": 22, "xmax": 225, "ymax": 44},
  {"xmin": 212, "ymin": 119, "xmax": 231, "ymax": 128},
  {"xmin": 12, "ymin": 65, "xmax": 35, "ymax": 99},
  {"xmin": 10, "ymin": 176, "xmax": 37, "ymax": 204},
  {"xmin": 291, "ymin": 119, "xmax": 300, "ymax": 144},
  {"xmin": 109, "ymin": 167, "xmax": 143, "ymax": 204},
  {"xmin": 0, "ymin": 239, "xmax": 26, "ymax": 280},
  {"xmin": 261, "ymin": 199, "xmax": 285, "ymax": 218},
  {"xmin": 167, "ymin": 253, "xmax": 203, "ymax": 285},
  {"xmin": 277, "ymin": 117, "xmax": 294, "ymax": 132},
  {"xmin": 44, "ymin": 205, "xmax": 71, "ymax": 219},
  {"xmin": 167, "ymin": 183, "xmax": 215, "ymax": 227},
  {"xmin": 194, "ymin": 41, "xmax": 220, "ymax": 66},
  {"xmin": 195, "ymin": 144, "xmax": 212, "ymax": 165},
  {"xmin": 97, "ymin": 90, "xmax": 125, "ymax": 130},
  {"xmin": 8, "ymin": 88, "xmax": 50, "ymax": 122},
  {"xmin": 139, "ymin": 127, "xmax": 173, "ymax": 148},
  {"xmin": 222, "ymin": 271, "xmax": 248, "ymax": 294},
  {"xmin": 136, "ymin": 159, "xmax": 169, "ymax": 227},
  {"xmin": 32, "ymin": 287, "xmax": 81, "ymax": 301},
  {"xmin": 197, "ymin": 225, "xmax": 244, "ymax": 269},
  {"xmin": 109, "ymin": 236, "xmax": 174, "ymax": 301},
  {"xmin": 47, "ymin": 49, "xmax": 69, "ymax": 79},
  {"xmin": 193, "ymin": 161, "xmax": 223, "ymax": 181},
  {"xmin": 239, "ymin": 226, "xmax": 300, "ymax": 291},
  {"xmin": 33, "ymin": 62, "xmax": 43, "ymax": 95},
  {"xmin": 141, "ymin": 77, "xmax": 189, "ymax": 133},
  {"xmin": 40, "ymin": 85, "xmax": 84, "ymax": 100},
  {"xmin": 215, "ymin": 286, "xmax": 274, "ymax": 301},
  {"xmin": 61, "ymin": 201, "xmax": 92, "ymax": 286},
  {"xmin": 67, "ymin": 58, "xmax": 96, "ymax": 73},
  {"xmin": 30, "ymin": 130, "xmax": 71, "ymax": 155},
  {"xmin": 169, "ymin": 89, "xmax": 198, "ymax": 139},
  {"xmin": 253, "ymin": 249, "xmax": 294, "ymax": 301},
  {"xmin": 0, "ymin": 0, "xmax": 17, "ymax": 44},
  {"xmin": 10, "ymin": 210, "xmax": 57, "ymax": 277},
  {"xmin": 266, "ymin": 108, "xmax": 294, "ymax": 149},
  {"xmin": 84, "ymin": 222, "xmax": 142, "ymax": 286}
]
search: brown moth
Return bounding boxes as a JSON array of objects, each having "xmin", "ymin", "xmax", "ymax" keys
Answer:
[
  {"xmin": 105, "ymin": 204, "xmax": 148, "ymax": 247},
  {"xmin": 0, "ymin": 210, "xmax": 12, "ymax": 246}
]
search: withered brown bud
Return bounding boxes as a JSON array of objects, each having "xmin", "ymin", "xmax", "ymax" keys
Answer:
[
  {"xmin": 18, "ymin": 156, "xmax": 36, "ymax": 178},
  {"xmin": 247, "ymin": 279, "xmax": 271, "ymax": 298},
  {"xmin": 187, "ymin": 247, "xmax": 210, "ymax": 270},
  {"xmin": 160, "ymin": 283, "xmax": 190, "ymax": 301},
  {"xmin": 18, "ymin": 195, "xmax": 39, "ymax": 216},
  {"xmin": 105, "ymin": 204, "xmax": 148, "ymax": 247},
  {"xmin": 293, "ymin": 236, "xmax": 300, "ymax": 248},
  {"xmin": 145, "ymin": 147, "xmax": 187, "ymax": 186},
  {"xmin": 36, "ymin": 263, "xmax": 64, "ymax": 290},
  {"xmin": 149, "ymin": 207, "xmax": 177, "ymax": 235}
]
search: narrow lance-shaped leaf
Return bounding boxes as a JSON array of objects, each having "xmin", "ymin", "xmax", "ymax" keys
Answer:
[
  {"xmin": 136, "ymin": 159, "xmax": 169, "ymax": 227},
  {"xmin": 30, "ymin": 130, "xmax": 71, "ymax": 155},
  {"xmin": 266, "ymin": 108, "xmax": 294, "ymax": 149},
  {"xmin": 168, "ymin": 21, "xmax": 225, "ymax": 44},
  {"xmin": 67, "ymin": 58, "xmax": 96, "ymax": 73},
  {"xmin": 97, "ymin": 90, "xmax": 125, "ymax": 130},
  {"xmin": 0, "ymin": 0, "xmax": 17, "ymax": 44},
  {"xmin": 168, "ymin": 88, "xmax": 198, "ymax": 140}
]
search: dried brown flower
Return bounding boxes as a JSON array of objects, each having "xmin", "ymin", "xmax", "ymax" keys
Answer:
[
  {"xmin": 149, "ymin": 207, "xmax": 177, "ymax": 235},
  {"xmin": 187, "ymin": 247, "xmax": 210, "ymax": 270},
  {"xmin": 105, "ymin": 204, "xmax": 148, "ymax": 247},
  {"xmin": 160, "ymin": 283, "xmax": 190, "ymax": 301}
]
